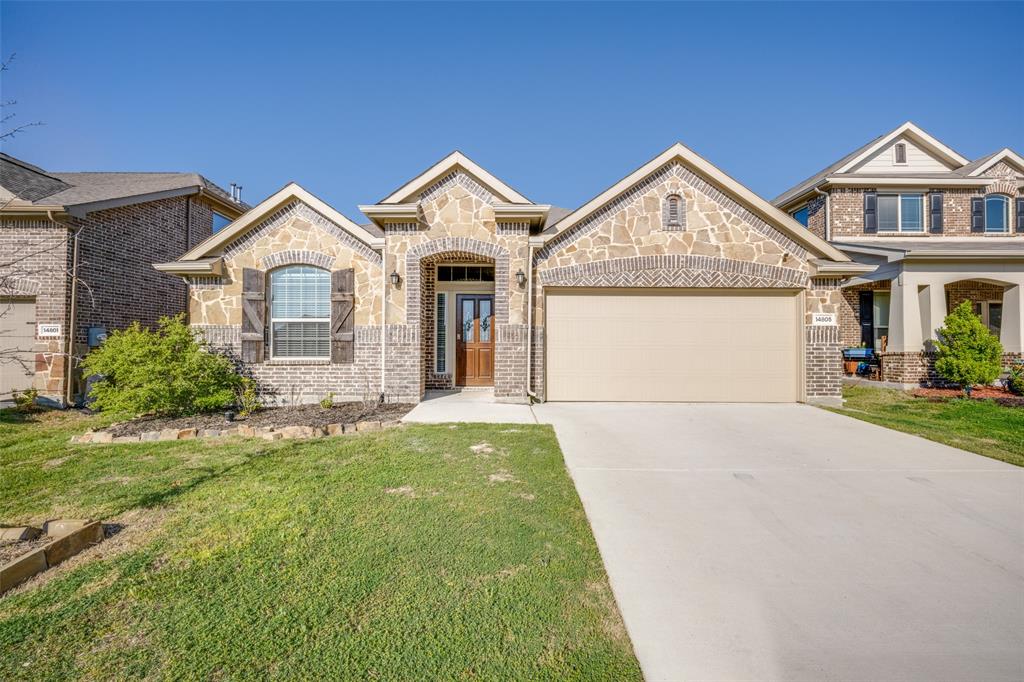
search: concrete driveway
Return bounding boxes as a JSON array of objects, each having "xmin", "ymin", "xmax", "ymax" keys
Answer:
[{"xmin": 533, "ymin": 402, "xmax": 1024, "ymax": 682}]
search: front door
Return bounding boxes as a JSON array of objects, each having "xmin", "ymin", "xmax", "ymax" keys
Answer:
[{"xmin": 456, "ymin": 294, "xmax": 494, "ymax": 386}]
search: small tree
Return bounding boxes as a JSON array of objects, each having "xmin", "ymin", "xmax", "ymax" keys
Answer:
[
  {"xmin": 933, "ymin": 301, "xmax": 1003, "ymax": 396},
  {"xmin": 82, "ymin": 315, "xmax": 242, "ymax": 417}
]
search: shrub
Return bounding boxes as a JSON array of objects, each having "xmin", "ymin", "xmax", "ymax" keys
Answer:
[
  {"xmin": 13, "ymin": 387, "xmax": 39, "ymax": 413},
  {"xmin": 319, "ymin": 392, "xmax": 335, "ymax": 409},
  {"xmin": 235, "ymin": 377, "xmax": 262, "ymax": 417},
  {"xmin": 1008, "ymin": 361, "xmax": 1024, "ymax": 397},
  {"xmin": 81, "ymin": 315, "xmax": 242, "ymax": 417},
  {"xmin": 933, "ymin": 301, "xmax": 1003, "ymax": 396}
]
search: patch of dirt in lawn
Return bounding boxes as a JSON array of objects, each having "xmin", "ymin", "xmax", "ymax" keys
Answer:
[
  {"xmin": 107, "ymin": 402, "xmax": 414, "ymax": 437},
  {"xmin": 911, "ymin": 386, "xmax": 1024, "ymax": 407}
]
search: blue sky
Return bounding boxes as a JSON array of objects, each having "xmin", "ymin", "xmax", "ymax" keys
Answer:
[{"xmin": 2, "ymin": 1, "xmax": 1021, "ymax": 217}]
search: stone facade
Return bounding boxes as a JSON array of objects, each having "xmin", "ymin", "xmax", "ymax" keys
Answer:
[
  {"xmin": 182, "ymin": 158, "xmax": 856, "ymax": 406},
  {"xmin": 1, "ymin": 196, "xmax": 217, "ymax": 404}
]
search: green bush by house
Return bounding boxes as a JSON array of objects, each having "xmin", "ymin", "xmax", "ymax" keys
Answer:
[
  {"xmin": 82, "ymin": 314, "xmax": 242, "ymax": 417},
  {"xmin": 933, "ymin": 301, "xmax": 1003, "ymax": 395}
]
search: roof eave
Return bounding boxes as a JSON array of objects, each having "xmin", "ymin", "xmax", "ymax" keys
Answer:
[{"xmin": 153, "ymin": 257, "xmax": 224, "ymax": 276}]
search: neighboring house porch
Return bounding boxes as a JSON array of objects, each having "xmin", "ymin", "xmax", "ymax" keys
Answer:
[{"xmin": 836, "ymin": 240, "xmax": 1024, "ymax": 384}]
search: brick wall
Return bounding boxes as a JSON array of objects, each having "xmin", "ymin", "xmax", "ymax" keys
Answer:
[
  {"xmin": 805, "ymin": 193, "xmax": 827, "ymax": 241},
  {"xmin": 805, "ymin": 325, "xmax": 842, "ymax": 402},
  {"xmin": 0, "ymin": 219, "xmax": 72, "ymax": 401},
  {"xmin": 829, "ymin": 186, "xmax": 1022, "ymax": 239}
]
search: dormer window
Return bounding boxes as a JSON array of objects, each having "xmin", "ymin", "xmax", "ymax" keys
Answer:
[
  {"xmin": 663, "ymin": 194, "xmax": 685, "ymax": 230},
  {"xmin": 893, "ymin": 143, "xmax": 907, "ymax": 165}
]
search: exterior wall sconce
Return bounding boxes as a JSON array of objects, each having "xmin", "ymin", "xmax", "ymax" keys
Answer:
[
  {"xmin": 515, "ymin": 269, "xmax": 526, "ymax": 288},
  {"xmin": 390, "ymin": 270, "xmax": 401, "ymax": 288}
]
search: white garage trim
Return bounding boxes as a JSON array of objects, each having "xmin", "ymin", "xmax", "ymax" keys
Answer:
[{"xmin": 544, "ymin": 288, "xmax": 804, "ymax": 403}]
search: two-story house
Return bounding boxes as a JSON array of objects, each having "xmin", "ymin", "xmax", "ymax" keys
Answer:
[
  {"xmin": 0, "ymin": 153, "xmax": 247, "ymax": 405},
  {"xmin": 773, "ymin": 123, "xmax": 1024, "ymax": 385}
]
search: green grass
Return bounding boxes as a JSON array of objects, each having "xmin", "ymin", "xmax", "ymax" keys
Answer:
[
  {"xmin": 829, "ymin": 386, "xmax": 1024, "ymax": 467},
  {"xmin": 0, "ymin": 409, "xmax": 641, "ymax": 681}
]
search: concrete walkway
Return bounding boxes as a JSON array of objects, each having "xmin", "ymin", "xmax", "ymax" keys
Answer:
[
  {"xmin": 532, "ymin": 402, "xmax": 1024, "ymax": 682},
  {"xmin": 402, "ymin": 389, "xmax": 537, "ymax": 424}
]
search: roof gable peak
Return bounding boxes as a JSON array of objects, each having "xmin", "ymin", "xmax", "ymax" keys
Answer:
[{"xmin": 377, "ymin": 150, "xmax": 532, "ymax": 205}]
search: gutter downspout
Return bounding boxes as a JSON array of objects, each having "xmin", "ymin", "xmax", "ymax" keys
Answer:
[
  {"xmin": 525, "ymin": 243, "xmax": 537, "ymax": 400},
  {"xmin": 56, "ymin": 211, "xmax": 81, "ymax": 408},
  {"xmin": 812, "ymin": 183, "xmax": 830, "ymax": 242}
]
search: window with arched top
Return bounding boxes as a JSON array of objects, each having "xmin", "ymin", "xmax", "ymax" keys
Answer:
[
  {"xmin": 269, "ymin": 265, "xmax": 331, "ymax": 358},
  {"xmin": 663, "ymin": 194, "xmax": 685, "ymax": 230},
  {"xmin": 984, "ymin": 194, "xmax": 1009, "ymax": 233}
]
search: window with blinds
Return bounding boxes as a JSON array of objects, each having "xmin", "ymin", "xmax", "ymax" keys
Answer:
[
  {"xmin": 269, "ymin": 265, "xmax": 330, "ymax": 358},
  {"xmin": 436, "ymin": 292, "xmax": 447, "ymax": 373}
]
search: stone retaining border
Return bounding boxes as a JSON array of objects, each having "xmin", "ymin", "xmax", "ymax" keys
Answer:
[
  {"xmin": 1, "ymin": 520, "xmax": 104, "ymax": 594},
  {"xmin": 69, "ymin": 420, "xmax": 402, "ymax": 445}
]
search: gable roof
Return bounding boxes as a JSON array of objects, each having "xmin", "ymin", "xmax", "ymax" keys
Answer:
[
  {"xmin": 378, "ymin": 151, "xmax": 532, "ymax": 204},
  {"xmin": 541, "ymin": 142, "xmax": 851, "ymax": 263},
  {"xmin": 0, "ymin": 152, "xmax": 244, "ymax": 217},
  {"xmin": 177, "ymin": 182, "xmax": 382, "ymax": 262},
  {"xmin": 772, "ymin": 122, "xmax": 971, "ymax": 208},
  {"xmin": 962, "ymin": 147, "xmax": 1024, "ymax": 177}
]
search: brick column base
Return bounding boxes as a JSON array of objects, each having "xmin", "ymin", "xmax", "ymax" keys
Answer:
[{"xmin": 805, "ymin": 325, "xmax": 842, "ymax": 406}]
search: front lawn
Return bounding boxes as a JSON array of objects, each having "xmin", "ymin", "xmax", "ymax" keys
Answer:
[
  {"xmin": 829, "ymin": 386, "xmax": 1024, "ymax": 467},
  {"xmin": 0, "ymin": 410, "xmax": 640, "ymax": 681}
]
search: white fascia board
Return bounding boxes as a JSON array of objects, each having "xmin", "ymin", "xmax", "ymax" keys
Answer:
[
  {"xmin": 825, "ymin": 176, "xmax": 988, "ymax": 187},
  {"xmin": 379, "ymin": 151, "xmax": 531, "ymax": 204},
  {"xmin": 835, "ymin": 122, "xmax": 970, "ymax": 173},
  {"xmin": 810, "ymin": 259, "xmax": 878, "ymax": 276},
  {"xmin": 494, "ymin": 203, "xmax": 550, "ymax": 225},
  {"xmin": 153, "ymin": 257, "xmax": 223, "ymax": 275},
  {"xmin": 181, "ymin": 183, "xmax": 379, "ymax": 261}
]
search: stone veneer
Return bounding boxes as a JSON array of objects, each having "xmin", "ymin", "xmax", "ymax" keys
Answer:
[{"xmin": 186, "ymin": 159, "xmax": 856, "ymax": 406}]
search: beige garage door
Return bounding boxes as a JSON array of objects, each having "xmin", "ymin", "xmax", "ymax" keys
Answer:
[
  {"xmin": 545, "ymin": 289, "xmax": 800, "ymax": 402},
  {"xmin": 1, "ymin": 299, "xmax": 37, "ymax": 399}
]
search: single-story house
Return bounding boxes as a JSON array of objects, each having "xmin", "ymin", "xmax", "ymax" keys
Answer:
[{"xmin": 156, "ymin": 143, "xmax": 871, "ymax": 406}]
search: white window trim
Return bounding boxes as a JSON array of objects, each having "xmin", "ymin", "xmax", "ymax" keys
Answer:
[
  {"xmin": 984, "ymin": 194, "xmax": 1010, "ymax": 233},
  {"xmin": 877, "ymin": 193, "xmax": 924, "ymax": 233},
  {"xmin": 435, "ymin": 292, "xmax": 447, "ymax": 374},
  {"xmin": 893, "ymin": 142, "xmax": 908, "ymax": 166},
  {"xmin": 268, "ymin": 267, "xmax": 331, "ymax": 360}
]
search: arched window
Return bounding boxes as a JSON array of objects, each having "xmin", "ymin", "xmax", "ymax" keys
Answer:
[
  {"xmin": 984, "ymin": 194, "xmax": 1009, "ymax": 233},
  {"xmin": 664, "ymin": 194, "xmax": 684, "ymax": 230},
  {"xmin": 269, "ymin": 265, "xmax": 331, "ymax": 358}
]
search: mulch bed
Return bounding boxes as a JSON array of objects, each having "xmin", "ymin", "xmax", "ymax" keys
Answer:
[
  {"xmin": 911, "ymin": 386, "xmax": 1024, "ymax": 408},
  {"xmin": 107, "ymin": 402, "xmax": 414, "ymax": 438},
  {"xmin": 0, "ymin": 535, "xmax": 51, "ymax": 565}
]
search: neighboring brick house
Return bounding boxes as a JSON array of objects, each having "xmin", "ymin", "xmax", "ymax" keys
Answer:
[
  {"xmin": 773, "ymin": 123, "xmax": 1024, "ymax": 384},
  {"xmin": 0, "ymin": 153, "xmax": 246, "ymax": 404},
  {"xmin": 156, "ymin": 146, "xmax": 869, "ymax": 407}
]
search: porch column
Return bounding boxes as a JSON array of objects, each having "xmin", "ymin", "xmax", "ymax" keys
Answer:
[
  {"xmin": 1001, "ymin": 284, "xmax": 1023, "ymax": 353},
  {"xmin": 888, "ymin": 274, "xmax": 923, "ymax": 352},
  {"xmin": 921, "ymin": 283, "xmax": 948, "ymax": 348}
]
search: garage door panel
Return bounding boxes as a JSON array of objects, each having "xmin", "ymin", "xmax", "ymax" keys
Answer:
[{"xmin": 546, "ymin": 290, "xmax": 799, "ymax": 402}]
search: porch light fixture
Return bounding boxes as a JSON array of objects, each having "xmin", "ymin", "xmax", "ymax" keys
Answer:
[
  {"xmin": 515, "ymin": 268, "xmax": 526, "ymax": 288},
  {"xmin": 390, "ymin": 270, "xmax": 401, "ymax": 288}
]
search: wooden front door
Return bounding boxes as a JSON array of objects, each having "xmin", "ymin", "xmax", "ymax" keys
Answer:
[{"xmin": 456, "ymin": 294, "xmax": 494, "ymax": 386}]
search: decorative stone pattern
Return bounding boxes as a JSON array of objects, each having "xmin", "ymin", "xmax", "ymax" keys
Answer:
[
  {"xmin": 660, "ymin": 194, "xmax": 687, "ymax": 231},
  {"xmin": 539, "ymin": 255, "xmax": 807, "ymax": 289},
  {"xmin": 419, "ymin": 171, "xmax": 498, "ymax": 205},
  {"xmin": 70, "ymin": 419, "xmax": 403, "ymax": 444},
  {"xmin": 535, "ymin": 161, "xmax": 809, "ymax": 266},
  {"xmin": 405, "ymin": 238, "xmax": 510, "ymax": 325},
  {"xmin": 497, "ymin": 221, "xmax": 530, "ymax": 235},
  {"xmin": 190, "ymin": 199, "xmax": 382, "ymax": 328}
]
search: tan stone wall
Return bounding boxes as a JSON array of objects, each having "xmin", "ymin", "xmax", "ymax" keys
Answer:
[
  {"xmin": 189, "ymin": 204, "xmax": 382, "ymax": 327},
  {"xmin": 533, "ymin": 161, "xmax": 812, "ymax": 324},
  {"xmin": 384, "ymin": 184, "xmax": 529, "ymax": 326}
]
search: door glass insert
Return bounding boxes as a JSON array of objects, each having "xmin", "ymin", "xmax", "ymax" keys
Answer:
[
  {"xmin": 462, "ymin": 299, "xmax": 475, "ymax": 341},
  {"xmin": 872, "ymin": 292, "xmax": 891, "ymax": 351},
  {"xmin": 479, "ymin": 299, "xmax": 492, "ymax": 342},
  {"xmin": 988, "ymin": 303, "xmax": 1002, "ymax": 335}
]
